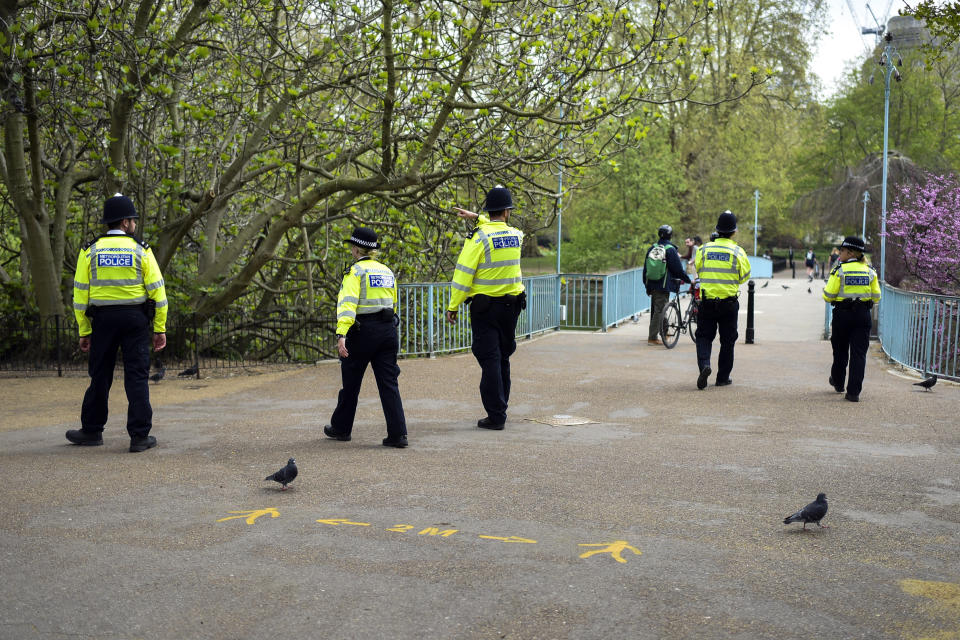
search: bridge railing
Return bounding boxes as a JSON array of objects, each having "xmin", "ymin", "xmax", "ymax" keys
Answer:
[{"xmin": 878, "ymin": 284, "xmax": 960, "ymax": 381}]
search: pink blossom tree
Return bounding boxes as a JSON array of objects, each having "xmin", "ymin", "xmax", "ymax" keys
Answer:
[{"xmin": 886, "ymin": 172, "xmax": 960, "ymax": 295}]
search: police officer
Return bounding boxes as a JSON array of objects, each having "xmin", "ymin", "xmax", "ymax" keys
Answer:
[
  {"xmin": 823, "ymin": 236, "xmax": 881, "ymax": 402},
  {"xmin": 69, "ymin": 194, "xmax": 168, "ymax": 452},
  {"xmin": 694, "ymin": 210, "xmax": 751, "ymax": 390},
  {"xmin": 323, "ymin": 227, "xmax": 408, "ymax": 447},
  {"xmin": 446, "ymin": 186, "xmax": 525, "ymax": 430},
  {"xmin": 643, "ymin": 224, "xmax": 691, "ymax": 345}
]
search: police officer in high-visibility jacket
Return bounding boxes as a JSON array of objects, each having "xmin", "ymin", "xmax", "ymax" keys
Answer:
[
  {"xmin": 823, "ymin": 236, "xmax": 881, "ymax": 402},
  {"xmin": 446, "ymin": 186, "xmax": 526, "ymax": 430},
  {"xmin": 694, "ymin": 210, "xmax": 751, "ymax": 390},
  {"xmin": 68, "ymin": 194, "xmax": 168, "ymax": 452},
  {"xmin": 323, "ymin": 227, "xmax": 408, "ymax": 447}
]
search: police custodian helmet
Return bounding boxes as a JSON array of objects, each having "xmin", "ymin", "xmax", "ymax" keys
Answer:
[
  {"xmin": 482, "ymin": 185, "xmax": 514, "ymax": 212},
  {"xmin": 101, "ymin": 193, "xmax": 139, "ymax": 224},
  {"xmin": 715, "ymin": 210, "xmax": 737, "ymax": 233}
]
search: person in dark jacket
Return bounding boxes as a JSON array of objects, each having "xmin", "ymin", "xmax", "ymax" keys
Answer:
[{"xmin": 643, "ymin": 225, "xmax": 691, "ymax": 345}]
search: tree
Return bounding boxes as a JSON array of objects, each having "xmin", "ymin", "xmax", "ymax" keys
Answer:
[{"xmin": 886, "ymin": 171, "xmax": 960, "ymax": 294}]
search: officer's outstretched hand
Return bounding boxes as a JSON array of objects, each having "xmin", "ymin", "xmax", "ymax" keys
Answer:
[
  {"xmin": 337, "ymin": 336, "xmax": 349, "ymax": 358},
  {"xmin": 152, "ymin": 332, "xmax": 167, "ymax": 352},
  {"xmin": 78, "ymin": 336, "xmax": 91, "ymax": 353},
  {"xmin": 454, "ymin": 207, "xmax": 478, "ymax": 220},
  {"xmin": 445, "ymin": 310, "xmax": 457, "ymax": 324}
]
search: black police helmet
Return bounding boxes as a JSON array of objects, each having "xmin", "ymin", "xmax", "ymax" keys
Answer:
[
  {"xmin": 657, "ymin": 224, "xmax": 673, "ymax": 240},
  {"xmin": 101, "ymin": 194, "xmax": 139, "ymax": 224},
  {"xmin": 482, "ymin": 185, "xmax": 513, "ymax": 213},
  {"xmin": 715, "ymin": 210, "xmax": 737, "ymax": 233},
  {"xmin": 839, "ymin": 236, "xmax": 866, "ymax": 253},
  {"xmin": 345, "ymin": 227, "xmax": 378, "ymax": 250}
]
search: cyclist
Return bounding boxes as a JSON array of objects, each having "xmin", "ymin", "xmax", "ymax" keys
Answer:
[{"xmin": 642, "ymin": 224, "xmax": 691, "ymax": 346}]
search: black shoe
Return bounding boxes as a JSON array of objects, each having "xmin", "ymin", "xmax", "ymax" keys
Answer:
[
  {"xmin": 829, "ymin": 376, "xmax": 844, "ymax": 393},
  {"xmin": 382, "ymin": 436, "xmax": 408, "ymax": 448},
  {"xmin": 66, "ymin": 429, "xmax": 103, "ymax": 446},
  {"xmin": 697, "ymin": 366, "xmax": 712, "ymax": 390},
  {"xmin": 715, "ymin": 378, "xmax": 732, "ymax": 387},
  {"xmin": 323, "ymin": 425, "xmax": 351, "ymax": 441},
  {"xmin": 129, "ymin": 435, "xmax": 157, "ymax": 452},
  {"xmin": 477, "ymin": 417, "xmax": 505, "ymax": 430},
  {"xmin": 844, "ymin": 393, "xmax": 859, "ymax": 403}
]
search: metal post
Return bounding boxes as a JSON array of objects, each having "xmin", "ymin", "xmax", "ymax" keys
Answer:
[
  {"xmin": 745, "ymin": 280, "xmax": 755, "ymax": 344},
  {"xmin": 753, "ymin": 189, "xmax": 760, "ymax": 256},
  {"xmin": 55, "ymin": 314, "xmax": 62, "ymax": 377},
  {"xmin": 861, "ymin": 190, "xmax": 870, "ymax": 239},
  {"xmin": 427, "ymin": 284, "xmax": 435, "ymax": 357},
  {"xmin": 192, "ymin": 312, "xmax": 200, "ymax": 379}
]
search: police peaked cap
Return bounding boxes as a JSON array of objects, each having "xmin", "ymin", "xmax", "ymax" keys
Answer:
[
  {"xmin": 101, "ymin": 194, "xmax": 139, "ymax": 224},
  {"xmin": 345, "ymin": 226, "xmax": 378, "ymax": 249},
  {"xmin": 482, "ymin": 185, "xmax": 513, "ymax": 212},
  {"xmin": 715, "ymin": 210, "xmax": 737, "ymax": 233},
  {"xmin": 839, "ymin": 236, "xmax": 866, "ymax": 253}
]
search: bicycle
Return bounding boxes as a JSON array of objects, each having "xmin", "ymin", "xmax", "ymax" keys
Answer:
[{"xmin": 660, "ymin": 279, "xmax": 699, "ymax": 349}]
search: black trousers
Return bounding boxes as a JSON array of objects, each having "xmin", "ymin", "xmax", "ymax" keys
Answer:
[
  {"xmin": 695, "ymin": 297, "xmax": 739, "ymax": 382},
  {"xmin": 471, "ymin": 298, "xmax": 521, "ymax": 424},
  {"xmin": 830, "ymin": 305, "xmax": 872, "ymax": 397},
  {"xmin": 81, "ymin": 306, "xmax": 152, "ymax": 437},
  {"xmin": 330, "ymin": 318, "xmax": 406, "ymax": 439}
]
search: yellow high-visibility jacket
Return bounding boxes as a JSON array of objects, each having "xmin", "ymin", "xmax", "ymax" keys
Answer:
[
  {"xmin": 73, "ymin": 233, "xmax": 168, "ymax": 336},
  {"xmin": 695, "ymin": 238, "xmax": 751, "ymax": 299},
  {"xmin": 336, "ymin": 257, "xmax": 398, "ymax": 335},
  {"xmin": 448, "ymin": 217, "xmax": 524, "ymax": 311},
  {"xmin": 823, "ymin": 259, "xmax": 881, "ymax": 304}
]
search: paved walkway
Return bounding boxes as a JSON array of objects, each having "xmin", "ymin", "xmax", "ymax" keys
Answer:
[{"xmin": 1, "ymin": 277, "xmax": 959, "ymax": 639}]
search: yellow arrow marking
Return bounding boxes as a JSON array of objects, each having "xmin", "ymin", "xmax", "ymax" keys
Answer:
[
  {"xmin": 315, "ymin": 518, "xmax": 371, "ymax": 527},
  {"xmin": 478, "ymin": 535, "xmax": 538, "ymax": 544},
  {"xmin": 216, "ymin": 508, "xmax": 280, "ymax": 525}
]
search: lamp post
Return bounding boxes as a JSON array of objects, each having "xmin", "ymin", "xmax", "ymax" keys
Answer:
[
  {"xmin": 753, "ymin": 189, "xmax": 760, "ymax": 256},
  {"xmin": 878, "ymin": 31, "xmax": 902, "ymax": 284},
  {"xmin": 861, "ymin": 190, "xmax": 870, "ymax": 239}
]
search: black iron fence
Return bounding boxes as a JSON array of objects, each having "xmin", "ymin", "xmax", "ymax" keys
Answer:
[{"xmin": 0, "ymin": 310, "xmax": 338, "ymax": 377}]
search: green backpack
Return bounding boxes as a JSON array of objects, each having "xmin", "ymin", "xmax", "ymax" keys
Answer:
[{"xmin": 645, "ymin": 243, "xmax": 669, "ymax": 284}]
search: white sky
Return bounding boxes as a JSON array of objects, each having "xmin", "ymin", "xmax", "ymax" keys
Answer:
[{"xmin": 809, "ymin": 0, "xmax": 908, "ymax": 97}]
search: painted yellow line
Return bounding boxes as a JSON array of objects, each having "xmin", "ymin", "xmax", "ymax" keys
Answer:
[
  {"xmin": 478, "ymin": 535, "xmax": 537, "ymax": 544},
  {"xmin": 315, "ymin": 518, "xmax": 372, "ymax": 526},
  {"xmin": 217, "ymin": 508, "xmax": 280, "ymax": 525}
]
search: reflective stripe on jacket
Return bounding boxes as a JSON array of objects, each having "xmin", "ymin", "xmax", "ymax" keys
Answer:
[
  {"xmin": 823, "ymin": 259, "xmax": 881, "ymax": 304},
  {"xmin": 694, "ymin": 238, "xmax": 751, "ymax": 298},
  {"xmin": 72, "ymin": 234, "xmax": 168, "ymax": 336},
  {"xmin": 448, "ymin": 217, "xmax": 524, "ymax": 310},
  {"xmin": 336, "ymin": 257, "xmax": 398, "ymax": 335}
]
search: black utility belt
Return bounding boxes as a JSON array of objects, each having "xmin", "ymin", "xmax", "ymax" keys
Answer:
[
  {"xmin": 701, "ymin": 295, "xmax": 737, "ymax": 301},
  {"xmin": 357, "ymin": 309, "xmax": 395, "ymax": 322},
  {"xmin": 469, "ymin": 292, "xmax": 527, "ymax": 311},
  {"xmin": 86, "ymin": 302, "xmax": 146, "ymax": 317},
  {"xmin": 832, "ymin": 301, "xmax": 873, "ymax": 310}
]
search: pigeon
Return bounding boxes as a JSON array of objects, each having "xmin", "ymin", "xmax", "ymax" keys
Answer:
[
  {"xmin": 265, "ymin": 458, "xmax": 298, "ymax": 490},
  {"xmin": 807, "ymin": 287, "xmax": 812, "ymax": 294},
  {"xmin": 781, "ymin": 285, "xmax": 790, "ymax": 290},
  {"xmin": 149, "ymin": 360, "xmax": 165, "ymax": 384},
  {"xmin": 783, "ymin": 493, "xmax": 828, "ymax": 530},
  {"xmin": 761, "ymin": 281, "xmax": 769, "ymax": 288},
  {"xmin": 913, "ymin": 375, "xmax": 937, "ymax": 391},
  {"xmin": 177, "ymin": 365, "xmax": 199, "ymax": 377}
]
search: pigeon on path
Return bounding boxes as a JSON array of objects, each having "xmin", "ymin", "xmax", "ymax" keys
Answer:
[
  {"xmin": 149, "ymin": 359, "xmax": 165, "ymax": 384},
  {"xmin": 807, "ymin": 287, "xmax": 812, "ymax": 294},
  {"xmin": 265, "ymin": 458, "xmax": 298, "ymax": 490},
  {"xmin": 177, "ymin": 365, "xmax": 198, "ymax": 377},
  {"xmin": 781, "ymin": 285, "xmax": 790, "ymax": 290},
  {"xmin": 914, "ymin": 375, "xmax": 938, "ymax": 391},
  {"xmin": 783, "ymin": 493, "xmax": 828, "ymax": 530},
  {"xmin": 761, "ymin": 281, "xmax": 769, "ymax": 288}
]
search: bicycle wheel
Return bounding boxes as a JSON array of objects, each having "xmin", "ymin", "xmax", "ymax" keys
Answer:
[
  {"xmin": 660, "ymin": 301, "xmax": 681, "ymax": 349},
  {"xmin": 687, "ymin": 300, "xmax": 699, "ymax": 344}
]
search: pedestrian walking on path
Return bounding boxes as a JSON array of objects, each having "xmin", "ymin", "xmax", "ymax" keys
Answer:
[
  {"xmin": 823, "ymin": 236, "xmax": 881, "ymax": 402},
  {"xmin": 643, "ymin": 224, "xmax": 690, "ymax": 345},
  {"xmin": 694, "ymin": 210, "xmax": 751, "ymax": 390},
  {"xmin": 446, "ymin": 186, "xmax": 526, "ymax": 430},
  {"xmin": 324, "ymin": 227, "xmax": 408, "ymax": 447},
  {"xmin": 69, "ymin": 194, "xmax": 168, "ymax": 452}
]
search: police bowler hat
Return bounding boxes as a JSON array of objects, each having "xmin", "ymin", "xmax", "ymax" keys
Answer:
[
  {"xmin": 839, "ymin": 236, "xmax": 866, "ymax": 253},
  {"xmin": 715, "ymin": 210, "xmax": 737, "ymax": 233},
  {"xmin": 482, "ymin": 185, "xmax": 513, "ymax": 212},
  {"xmin": 101, "ymin": 194, "xmax": 138, "ymax": 224},
  {"xmin": 345, "ymin": 227, "xmax": 378, "ymax": 249}
]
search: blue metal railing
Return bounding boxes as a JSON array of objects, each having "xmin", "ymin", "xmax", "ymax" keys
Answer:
[
  {"xmin": 878, "ymin": 284, "xmax": 960, "ymax": 380},
  {"xmin": 397, "ymin": 268, "xmax": 651, "ymax": 357}
]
